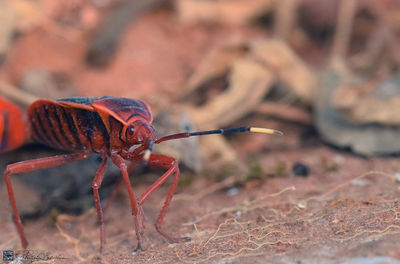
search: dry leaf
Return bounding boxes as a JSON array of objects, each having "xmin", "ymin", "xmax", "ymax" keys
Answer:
[
  {"xmin": 9, "ymin": 0, "xmax": 43, "ymax": 31},
  {"xmin": 250, "ymin": 39, "xmax": 317, "ymax": 103},
  {"xmin": 256, "ymin": 102, "xmax": 312, "ymax": 124},
  {"xmin": 175, "ymin": 0, "xmax": 274, "ymax": 25},
  {"xmin": 183, "ymin": 43, "xmax": 246, "ymax": 99},
  {"xmin": 189, "ymin": 56, "xmax": 274, "ymax": 127},
  {"xmin": 0, "ymin": 1, "xmax": 17, "ymax": 55}
]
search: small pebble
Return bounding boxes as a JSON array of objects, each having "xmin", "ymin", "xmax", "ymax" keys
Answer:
[
  {"xmin": 297, "ymin": 202, "xmax": 307, "ymax": 209},
  {"xmin": 333, "ymin": 154, "xmax": 345, "ymax": 164},
  {"xmin": 292, "ymin": 162, "xmax": 309, "ymax": 177},
  {"xmin": 234, "ymin": 210, "xmax": 242, "ymax": 218},
  {"xmin": 396, "ymin": 172, "xmax": 400, "ymax": 183},
  {"xmin": 351, "ymin": 178, "xmax": 370, "ymax": 187},
  {"xmin": 226, "ymin": 187, "xmax": 239, "ymax": 196}
]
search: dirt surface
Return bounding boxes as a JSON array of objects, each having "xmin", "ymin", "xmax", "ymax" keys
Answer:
[
  {"xmin": 1, "ymin": 137, "xmax": 400, "ymax": 263},
  {"xmin": 0, "ymin": 1, "xmax": 400, "ymax": 264}
]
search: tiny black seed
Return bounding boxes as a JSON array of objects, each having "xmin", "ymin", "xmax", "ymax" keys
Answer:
[{"xmin": 292, "ymin": 162, "xmax": 309, "ymax": 177}]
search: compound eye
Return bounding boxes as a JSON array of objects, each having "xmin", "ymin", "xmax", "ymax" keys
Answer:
[{"xmin": 125, "ymin": 125, "xmax": 135, "ymax": 139}]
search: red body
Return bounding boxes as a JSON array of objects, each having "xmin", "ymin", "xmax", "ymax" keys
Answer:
[
  {"xmin": 28, "ymin": 96, "xmax": 155, "ymax": 153},
  {"xmin": 0, "ymin": 97, "xmax": 28, "ymax": 153}
]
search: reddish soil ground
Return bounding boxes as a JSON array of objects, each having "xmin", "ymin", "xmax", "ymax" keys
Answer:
[{"xmin": 1, "ymin": 136, "xmax": 399, "ymax": 263}]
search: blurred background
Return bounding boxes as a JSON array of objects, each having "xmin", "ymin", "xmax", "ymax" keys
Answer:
[{"xmin": 0, "ymin": 0, "xmax": 400, "ymax": 263}]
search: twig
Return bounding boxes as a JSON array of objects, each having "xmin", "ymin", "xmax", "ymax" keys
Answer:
[
  {"xmin": 332, "ymin": 0, "xmax": 357, "ymax": 60},
  {"xmin": 256, "ymin": 102, "xmax": 312, "ymax": 125},
  {"xmin": 0, "ymin": 80, "xmax": 38, "ymax": 107}
]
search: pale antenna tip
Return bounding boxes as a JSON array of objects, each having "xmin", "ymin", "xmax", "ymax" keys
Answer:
[
  {"xmin": 143, "ymin": 149, "xmax": 151, "ymax": 163},
  {"xmin": 250, "ymin": 127, "xmax": 283, "ymax": 136}
]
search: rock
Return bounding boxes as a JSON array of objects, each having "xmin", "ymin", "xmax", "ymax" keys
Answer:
[
  {"xmin": 315, "ymin": 66, "xmax": 400, "ymax": 156},
  {"xmin": 333, "ymin": 73, "xmax": 400, "ymax": 125}
]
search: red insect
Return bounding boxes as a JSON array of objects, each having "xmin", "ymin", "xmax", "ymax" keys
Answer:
[
  {"xmin": 0, "ymin": 97, "xmax": 28, "ymax": 153},
  {"xmin": 4, "ymin": 96, "xmax": 282, "ymax": 252}
]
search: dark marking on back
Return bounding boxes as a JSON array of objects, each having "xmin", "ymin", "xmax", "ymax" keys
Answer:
[
  {"xmin": 31, "ymin": 117, "xmax": 47, "ymax": 146},
  {"xmin": 73, "ymin": 108, "xmax": 110, "ymax": 152},
  {"xmin": 94, "ymin": 111, "xmax": 110, "ymax": 150},
  {"xmin": 57, "ymin": 96, "xmax": 112, "ymax": 105},
  {"xmin": 50, "ymin": 104, "xmax": 73, "ymax": 148},
  {"xmin": 43, "ymin": 104, "xmax": 63, "ymax": 148},
  {"xmin": 0, "ymin": 110, "xmax": 9, "ymax": 150},
  {"xmin": 75, "ymin": 109, "xmax": 93, "ymax": 145},
  {"xmin": 95, "ymin": 97, "xmax": 152, "ymax": 123},
  {"xmin": 61, "ymin": 108, "xmax": 82, "ymax": 148},
  {"xmin": 109, "ymin": 115, "xmax": 125, "ymax": 144},
  {"xmin": 125, "ymin": 112, "xmax": 143, "ymax": 122},
  {"xmin": 34, "ymin": 108, "xmax": 53, "ymax": 146}
]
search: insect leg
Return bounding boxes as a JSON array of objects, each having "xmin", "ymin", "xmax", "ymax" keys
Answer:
[
  {"xmin": 111, "ymin": 154, "xmax": 144, "ymax": 251},
  {"xmin": 103, "ymin": 160, "xmax": 137, "ymax": 214},
  {"xmin": 103, "ymin": 177, "xmax": 123, "ymax": 213},
  {"xmin": 92, "ymin": 156, "xmax": 107, "ymax": 253},
  {"xmin": 103, "ymin": 144, "xmax": 149, "ymax": 214},
  {"xmin": 4, "ymin": 152, "xmax": 90, "ymax": 249},
  {"xmin": 139, "ymin": 153, "xmax": 189, "ymax": 243}
]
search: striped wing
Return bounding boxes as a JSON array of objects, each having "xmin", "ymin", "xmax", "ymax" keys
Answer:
[{"xmin": 28, "ymin": 99, "xmax": 109, "ymax": 151}]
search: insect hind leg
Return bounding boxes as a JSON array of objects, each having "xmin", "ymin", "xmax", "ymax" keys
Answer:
[
  {"xmin": 4, "ymin": 152, "xmax": 89, "ymax": 249},
  {"xmin": 139, "ymin": 153, "xmax": 190, "ymax": 244}
]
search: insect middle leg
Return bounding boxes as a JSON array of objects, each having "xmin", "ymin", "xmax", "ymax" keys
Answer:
[
  {"xmin": 4, "ymin": 152, "xmax": 89, "ymax": 249},
  {"xmin": 139, "ymin": 153, "xmax": 190, "ymax": 243},
  {"xmin": 92, "ymin": 156, "xmax": 108, "ymax": 253}
]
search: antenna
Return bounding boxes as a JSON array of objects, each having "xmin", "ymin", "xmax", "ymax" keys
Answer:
[{"xmin": 155, "ymin": 126, "xmax": 283, "ymax": 144}]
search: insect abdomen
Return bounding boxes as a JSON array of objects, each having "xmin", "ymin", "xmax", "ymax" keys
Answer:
[
  {"xmin": 0, "ymin": 98, "xmax": 28, "ymax": 153},
  {"xmin": 28, "ymin": 101, "xmax": 109, "ymax": 152}
]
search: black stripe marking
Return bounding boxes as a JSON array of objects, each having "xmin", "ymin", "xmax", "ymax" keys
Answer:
[
  {"xmin": 31, "ymin": 118, "xmax": 47, "ymax": 145},
  {"xmin": 76, "ymin": 109, "xmax": 93, "ymax": 150},
  {"xmin": 56, "ymin": 106, "xmax": 76, "ymax": 148},
  {"xmin": 34, "ymin": 108, "xmax": 53, "ymax": 147},
  {"xmin": 43, "ymin": 104, "xmax": 63, "ymax": 149},
  {"xmin": 125, "ymin": 112, "xmax": 143, "ymax": 122},
  {"xmin": 92, "ymin": 111, "xmax": 110, "ymax": 151},
  {"xmin": 97, "ymin": 111, "xmax": 110, "ymax": 150},
  {"xmin": 61, "ymin": 108, "xmax": 82, "ymax": 148},
  {"xmin": 109, "ymin": 116, "xmax": 126, "ymax": 143},
  {"xmin": 51, "ymin": 104, "xmax": 73, "ymax": 148},
  {"xmin": 118, "ymin": 119, "xmax": 125, "ymax": 143}
]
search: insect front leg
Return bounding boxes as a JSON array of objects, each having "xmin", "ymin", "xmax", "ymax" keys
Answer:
[
  {"xmin": 111, "ymin": 154, "xmax": 144, "ymax": 252},
  {"xmin": 4, "ymin": 152, "xmax": 89, "ymax": 249},
  {"xmin": 139, "ymin": 154, "xmax": 190, "ymax": 243},
  {"xmin": 103, "ymin": 145, "xmax": 148, "ymax": 214},
  {"xmin": 103, "ymin": 160, "xmax": 138, "ymax": 214}
]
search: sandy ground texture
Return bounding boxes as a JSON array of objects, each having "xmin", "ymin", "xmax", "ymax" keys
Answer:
[{"xmin": 0, "ymin": 141, "xmax": 399, "ymax": 264}]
